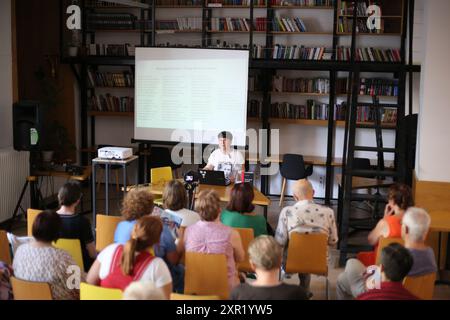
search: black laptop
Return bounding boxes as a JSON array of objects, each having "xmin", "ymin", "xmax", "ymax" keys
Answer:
[{"xmin": 198, "ymin": 170, "xmax": 231, "ymax": 186}]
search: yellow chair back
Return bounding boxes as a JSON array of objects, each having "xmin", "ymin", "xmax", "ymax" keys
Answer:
[
  {"xmin": 10, "ymin": 276, "xmax": 52, "ymax": 300},
  {"xmin": 170, "ymin": 293, "xmax": 220, "ymax": 300},
  {"xmin": 375, "ymin": 237, "xmax": 405, "ymax": 265},
  {"xmin": 0, "ymin": 230, "xmax": 12, "ymax": 265},
  {"xmin": 80, "ymin": 282, "xmax": 123, "ymax": 300},
  {"xmin": 96, "ymin": 214, "xmax": 122, "ymax": 252},
  {"xmin": 150, "ymin": 166, "xmax": 173, "ymax": 185},
  {"xmin": 184, "ymin": 252, "xmax": 229, "ymax": 300},
  {"xmin": 53, "ymin": 238, "xmax": 84, "ymax": 270},
  {"xmin": 234, "ymin": 227, "xmax": 254, "ymax": 273},
  {"xmin": 286, "ymin": 232, "xmax": 328, "ymax": 275},
  {"xmin": 27, "ymin": 208, "xmax": 43, "ymax": 236},
  {"xmin": 403, "ymin": 272, "xmax": 436, "ymax": 300}
]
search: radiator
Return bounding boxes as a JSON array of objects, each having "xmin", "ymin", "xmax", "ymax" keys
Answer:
[{"xmin": 0, "ymin": 148, "xmax": 30, "ymax": 223}]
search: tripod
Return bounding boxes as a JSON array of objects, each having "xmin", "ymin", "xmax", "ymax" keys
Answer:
[{"xmin": 185, "ymin": 182, "xmax": 198, "ymax": 211}]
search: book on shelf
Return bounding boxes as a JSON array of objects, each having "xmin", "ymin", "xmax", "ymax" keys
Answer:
[
  {"xmin": 157, "ymin": 18, "xmax": 202, "ymax": 30},
  {"xmin": 336, "ymin": 77, "xmax": 399, "ymax": 97},
  {"xmin": 270, "ymin": 0, "xmax": 334, "ymax": 6},
  {"xmin": 335, "ymin": 46, "xmax": 401, "ymax": 62},
  {"xmin": 87, "ymin": 12, "xmax": 144, "ymax": 30},
  {"xmin": 157, "ymin": 0, "xmax": 203, "ymax": 5},
  {"xmin": 248, "ymin": 100, "xmax": 263, "ymax": 118},
  {"xmin": 272, "ymin": 17, "xmax": 307, "ymax": 32},
  {"xmin": 248, "ymin": 75, "xmax": 264, "ymax": 91},
  {"xmin": 334, "ymin": 102, "xmax": 397, "ymax": 125},
  {"xmin": 339, "ymin": 1, "xmax": 372, "ymax": 16},
  {"xmin": 253, "ymin": 45, "xmax": 332, "ymax": 60},
  {"xmin": 338, "ymin": 16, "xmax": 385, "ymax": 34},
  {"xmin": 87, "ymin": 69, "xmax": 134, "ymax": 88},
  {"xmin": 86, "ymin": 0, "xmax": 147, "ymax": 7},
  {"xmin": 272, "ymin": 76, "xmax": 330, "ymax": 93},
  {"xmin": 87, "ymin": 43, "xmax": 135, "ymax": 56},
  {"xmin": 207, "ymin": 0, "xmax": 267, "ymax": 5},
  {"xmin": 88, "ymin": 94, "xmax": 134, "ymax": 113},
  {"xmin": 270, "ymin": 100, "xmax": 330, "ymax": 120}
]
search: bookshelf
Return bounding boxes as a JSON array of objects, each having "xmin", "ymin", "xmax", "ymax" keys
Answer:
[{"xmin": 62, "ymin": 0, "xmax": 418, "ymax": 203}]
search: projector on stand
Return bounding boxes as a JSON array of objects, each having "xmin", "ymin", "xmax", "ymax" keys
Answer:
[{"xmin": 98, "ymin": 147, "xmax": 133, "ymax": 160}]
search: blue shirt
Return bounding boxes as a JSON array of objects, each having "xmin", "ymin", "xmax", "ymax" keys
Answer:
[{"xmin": 113, "ymin": 220, "xmax": 176, "ymax": 259}]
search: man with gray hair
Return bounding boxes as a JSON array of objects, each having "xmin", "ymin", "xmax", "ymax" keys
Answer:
[
  {"xmin": 336, "ymin": 207, "xmax": 437, "ymax": 300},
  {"xmin": 275, "ymin": 179, "xmax": 338, "ymax": 293},
  {"xmin": 231, "ymin": 235, "xmax": 308, "ymax": 300}
]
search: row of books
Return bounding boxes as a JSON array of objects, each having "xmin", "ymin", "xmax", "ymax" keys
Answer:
[
  {"xmin": 87, "ymin": 44, "xmax": 135, "ymax": 56},
  {"xmin": 336, "ymin": 78, "xmax": 399, "ymax": 97},
  {"xmin": 208, "ymin": 0, "xmax": 267, "ymax": 5},
  {"xmin": 338, "ymin": 16, "xmax": 385, "ymax": 34},
  {"xmin": 248, "ymin": 75, "xmax": 264, "ymax": 91},
  {"xmin": 270, "ymin": 100, "xmax": 330, "ymax": 120},
  {"xmin": 270, "ymin": 0, "xmax": 334, "ymax": 6},
  {"xmin": 156, "ymin": 0, "xmax": 203, "ymax": 5},
  {"xmin": 272, "ymin": 76, "xmax": 330, "ymax": 94},
  {"xmin": 86, "ymin": 0, "xmax": 146, "ymax": 7},
  {"xmin": 339, "ymin": 1, "xmax": 369, "ymax": 16},
  {"xmin": 210, "ymin": 18, "xmax": 251, "ymax": 32},
  {"xmin": 248, "ymin": 100, "xmax": 263, "ymax": 118},
  {"xmin": 334, "ymin": 104, "xmax": 398, "ymax": 123},
  {"xmin": 87, "ymin": 13, "xmax": 138, "ymax": 30},
  {"xmin": 87, "ymin": 69, "xmax": 134, "ymax": 88},
  {"xmin": 272, "ymin": 17, "xmax": 307, "ymax": 32},
  {"xmin": 253, "ymin": 45, "xmax": 333, "ymax": 60},
  {"xmin": 336, "ymin": 47, "xmax": 401, "ymax": 62},
  {"xmin": 88, "ymin": 94, "xmax": 134, "ymax": 113},
  {"xmin": 156, "ymin": 18, "xmax": 203, "ymax": 30}
]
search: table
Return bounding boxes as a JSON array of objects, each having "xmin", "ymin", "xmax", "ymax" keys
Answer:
[
  {"xmin": 92, "ymin": 156, "xmax": 139, "ymax": 223},
  {"xmin": 429, "ymin": 210, "xmax": 450, "ymax": 285},
  {"xmin": 131, "ymin": 181, "xmax": 271, "ymax": 219}
]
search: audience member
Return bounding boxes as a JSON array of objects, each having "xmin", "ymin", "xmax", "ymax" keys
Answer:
[
  {"xmin": 275, "ymin": 179, "xmax": 338, "ymax": 293},
  {"xmin": 87, "ymin": 216, "xmax": 172, "ymax": 299},
  {"xmin": 179, "ymin": 190, "xmax": 245, "ymax": 291},
  {"xmin": 357, "ymin": 183, "xmax": 414, "ymax": 267},
  {"xmin": 57, "ymin": 181, "xmax": 96, "ymax": 271},
  {"xmin": 231, "ymin": 235, "xmax": 308, "ymax": 300},
  {"xmin": 0, "ymin": 262, "xmax": 13, "ymax": 300},
  {"xmin": 12, "ymin": 210, "xmax": 82, "ymax": 300},
  {"xmin": 122, "ymin": 281, "xmax": 166, "ymax": 300},
  {"xmin": 221, "ymin": 182, "xmax": 269, "ymax": 237},
  {"xmin": 337, "ymin": 207, "xmax": 437, "ymax": 299}
]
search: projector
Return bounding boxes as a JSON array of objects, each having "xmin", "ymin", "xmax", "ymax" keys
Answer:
[{"xmin": 98, "ymin": 147, "xmax": 133, "ymax": 160}]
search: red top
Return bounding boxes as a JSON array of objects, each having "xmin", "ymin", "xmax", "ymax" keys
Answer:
[
  {"xmin": 357, "ymin": 282, "xmax": 419, "ymax": 300},
  {"xmin": 100, "ymin": 245, "xmax": 155, "ymax": 291}
]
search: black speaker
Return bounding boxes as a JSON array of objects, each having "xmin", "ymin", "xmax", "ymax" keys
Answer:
[{"xmin": 13, "ymin": 101, "xmax": 44, "ymax": 151}]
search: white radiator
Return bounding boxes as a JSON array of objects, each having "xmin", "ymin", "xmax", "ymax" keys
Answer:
[{"xmin": 0, "ymin": 148, "xmax": 30, "ymax": 223}]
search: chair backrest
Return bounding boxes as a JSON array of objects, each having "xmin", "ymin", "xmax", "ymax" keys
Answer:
[
  {"xmin": 184, "ymin": 252, "xmax": 229, "ymax": 300},
  {"xmin": 53, "ymin": 238, "xmax": 84, "ymax": 270},
  {"xmin": 0, "ymin": 230, "xmax": 12, "ymax": 265},
  {"xmin": 80, "ymin": 282, "xmax": 123, "ymax": 300},
  {"xmin": 234, "ymin": 228, "xmax": 255, "ymax": 273},
  {"xmin": 280, "ymin": 154, "xmax": 307, "ymax": 180},
  {"xmin": 170, "ymin": 293, "xmax": 220, "ymax": 300},
  {"xmin": 150, "ymin": 166, "xmax": 173, "ymax": 184},
  {"xmin": 27, "ymin": 208, "xmax": 43, "ymax": 237},
  {"xmin": 375, "ymin": 237, "xmax": 405, "ymax": 265},
  {"xmin": 286, "ymin": 232, "xmax": 328, "ymax": 275},
  {"xmin": 403, "ymin": 272, "xmax": 436, "ymax": 300},
  {"xmin": 96, "ymin": 214, "xmax": 122, "ymax": 252},
  {"xmin": 10, "ymin": 276, "xmax": 52, "ymax": 300}
]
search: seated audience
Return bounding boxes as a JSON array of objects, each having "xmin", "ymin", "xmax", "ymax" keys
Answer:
[
  {"xmin": 122, "ymin": 281, "xmax": 166, "ymax": 300},
  {"xmin": 275, "ymin": 179, "xmax": 338, "ymax": 292},
  {"xmin": 221, "ymin": 182, "xmax": 269, "ymax": 237},
  {"xmin": 56, "ymin": 181, "xmax": 96, "ymax": 271},
  {"xmin": 337, "ymin": 207, "xmax": 437, "ymax": 300},
  {"xmin": 231, "ymin": 235, "xmax": 308, "ymax": 300},
  {"xmin": 179, "ymin": 190, "xmax": 245, "ymax": 291},
  {"xmin": 357, "ymin": 183, "xmax": 414, "ymax": 267},
  {"xmin": 114, "ymin": 188, "xmax": 183, "ymax": 292},
  {"xmin": 356, "ymin": 243, "xmax": 418, "ymax": 300},
  {"xmin": 0, "ymin": 262, "xmax": 13, "ymax": 300},
  {"xmin": 87, "ymin": 216, "xmax": 172, "ymax": 299},
  {"xmin": 12, "ymin": 210, "xmax": 82, "ymax": 300}
]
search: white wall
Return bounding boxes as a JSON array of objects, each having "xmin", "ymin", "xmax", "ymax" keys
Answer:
[
  {"xmin": 416, "ymin": 0, "xmax": 450, "ymax": 182},
  {"xmin": 0, "ymin": 0, "xmax": 13, "ymax": 148}
]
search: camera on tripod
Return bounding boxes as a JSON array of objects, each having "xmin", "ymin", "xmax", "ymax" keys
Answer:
[{"xmin": 183, "ymin": 170, "xmax": 200, "ymax": 210}]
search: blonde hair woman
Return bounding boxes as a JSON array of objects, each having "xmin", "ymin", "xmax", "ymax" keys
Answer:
[{"xmin": 87, "ymin": 216, "xmax": 173, "ymax": 298}]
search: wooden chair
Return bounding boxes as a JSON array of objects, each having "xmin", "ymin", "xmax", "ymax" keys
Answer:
[
  {"xmin": 285, "ymin": 232, "xmax": 329, "ymax": 299},
  {"xmin": 53, "ymin": 238, "xmax": 84, "ymax": 270},
  {"xmin": 27, "ymin": 208, "xmax": 43, "ymax": 236},
  {"xmin": 0, "ymin": 230, "xmax": 12, "ymax": 265},
  {"xmin": 10, "ymin": 276, "xmax": 53, "ymax": 300},
  {"xmin": 96, "ymin": 214, "xmax": 122, "ymax": 252},
  {"xmin": 184, "ymin": 252, "xmax": 229, "ymax": 300},
  {"xmin": 375, "ymin": 237, "xmax": 405, "ymax": 265},
  {"xmin": 170, "ymin": 293, "xmax": 220, "ymax": 300},
  {"xmin": 234, "ymin": 227, "xmax": 255, "ymax": 273},
  {"xmin": 403, "ymin": 272, "xmax": 436, "ymax": 300},
  {"xmin": 151, "ymin": 166, "xmax": 173, "ymax": 206},
  {"xmin": 80, "ymin": 282, "xmax": 123, "ymax": 300}
]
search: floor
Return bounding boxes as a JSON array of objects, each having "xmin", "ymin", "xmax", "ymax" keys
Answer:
[{"xmin": 9, "ymin": 182, "xmax": 450, "ymax": 300}]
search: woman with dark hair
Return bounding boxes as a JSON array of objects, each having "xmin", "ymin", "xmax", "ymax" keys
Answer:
[
  {"xmin": 87, "ymin": 216, "xmax": 172, "ymax": 299},
  {"xmin": 12, "ymin": 210, "xmax": 82, "ymax": 300},
  {"xmin": 221, "ymin": 182, "xmax": 268, "ymax": 237},
  {"xmin": 357, "ymin": 183, "xmax": 414, "ymax": 266}
]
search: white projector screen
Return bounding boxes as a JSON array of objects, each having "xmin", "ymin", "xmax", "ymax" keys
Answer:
[{"xmin": 134, "ymin": 48, "xmax": 249, "ymax": 146}]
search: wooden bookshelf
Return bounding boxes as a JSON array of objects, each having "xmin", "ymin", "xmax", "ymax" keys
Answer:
[
  {"xmin": 250, "ymin": 118, "xmax": 396, "ymax": 129},
  {"xmin": 88, "ymin": 111, "xmax": 134, "ymax": 117}
]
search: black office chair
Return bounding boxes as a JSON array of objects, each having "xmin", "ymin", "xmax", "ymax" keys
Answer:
[
  {"xmin": 279, "ymin": 154, "xmax": 313, "ymax": 207},
  {"xmin": 148, "ymin": 146, "xmax": 182, "ymax": 179}
]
